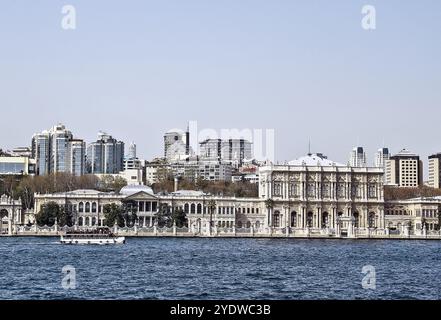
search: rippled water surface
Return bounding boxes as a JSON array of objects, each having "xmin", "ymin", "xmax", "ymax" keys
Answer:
[{"xmin": 0, "ymin": 237, "xmax": 440, "ymax": 299}]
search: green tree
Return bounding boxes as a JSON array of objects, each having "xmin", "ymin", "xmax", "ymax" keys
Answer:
[
  {"xmin": 103, "ymin": 203, "xmax": 124, "ymax": 227},
  {"xmin": 155, "ymin": 203, "xmax": 172, "ymax": 227},
  {"xmin": 36, "ymin": 201, "xmax": 72, "ymax": 226},
  {"xmin": 122, "ymin": 201, "xmax": 138, "ymax": 227},
  {"xmin": 171, "ymin": 208, "xmax": 187, "ymax": 228}
]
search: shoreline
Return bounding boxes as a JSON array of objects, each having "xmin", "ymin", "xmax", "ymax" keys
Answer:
[{"xmin": 1, "ymin": 234, "xmax": 440, "ymax": 240}]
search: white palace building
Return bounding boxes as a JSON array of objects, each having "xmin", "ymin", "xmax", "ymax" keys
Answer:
[{"xmin": 2, "ymin": 153, "xmax": 439, "ymax": 238}]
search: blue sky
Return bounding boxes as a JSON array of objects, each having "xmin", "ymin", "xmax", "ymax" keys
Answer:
[{"xmin": 0, "ymin": 0, "xmax": 440, "ymax": 167}]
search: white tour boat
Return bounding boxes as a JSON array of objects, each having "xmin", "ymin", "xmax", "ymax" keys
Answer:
[{"xmin": 60, "ymin": 227, "xmax": 125, "ymax": 245}]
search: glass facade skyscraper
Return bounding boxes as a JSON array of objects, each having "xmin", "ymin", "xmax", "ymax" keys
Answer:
[
  {"xmin": 32, "ymin": 124, "xmax": 85, "ymax": 176},
  {"xmin": 87, "ymin": 132, "xmax": 124, "ymax": 174}
]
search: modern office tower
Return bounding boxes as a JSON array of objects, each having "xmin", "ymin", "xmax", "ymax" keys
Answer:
[
  {"xmin": 385, "ymin": 149, "xmax": 423, "ymax": 187},
  {"xmin": 199, "ymin": 139, "xmax": 252, "ymax": 168},
  {"xmin": 374, "ymin": 147, "xmax": 390, "ymax": 168},
  {"xmin": 374, "ymin": 147, "xmax": 390, "ymax": 183},
  {"xmin": 87, "ymin": 131, "xmax": 125, "ymax": 174},
  {"xmin": 69, "ymin": 139, "xmax": 86, "ymax": 176},
  {"xmin": 32, "ymin": 131, "xmax": 50, "ymax": 175},
  {"xmin": 127, "ymin": 142, "xmax": 137, "ymax": 159},
  {"xmin": 428, "ymin": 153, "xmax": 441, "ymax": 188},
  {"xmin": 49, "ymin": 124, "xmax": 73, "ymax": 173},
  {"xmin": 164, "ymin": 128, "xmax": 190, "ymax": 161},
  {"xmin": 32, "ymin": 124, "xmax": 85, "ymax": 176},
  {"xmin": 349, "ymin": 146, "xmax": 367, "ymax": 167}
]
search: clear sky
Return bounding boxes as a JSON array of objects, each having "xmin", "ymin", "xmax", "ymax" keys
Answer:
[{"xmin": 1, "ymin": 0, "xmax": 440, "ymax": 169}]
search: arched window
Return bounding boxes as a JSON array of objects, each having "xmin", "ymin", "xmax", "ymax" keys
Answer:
[
  {"xmin": 290, "ymin": 211, "xmax": 297, "ymax": 227},
  {"xmin": 85, "ymin": 202, "xmax": 90, "ymax": 213},
  {"xmin": 0, "ymin": 209, "xmax": 8, "ymax": 219},
  {"xmin": 78, "ymin": 217, "xmax": 83, "ymax": 226},
  {"xmin": 306, "ymin": 212, "xmax": 313, "ymax": 228},
  {"xmin": 368, "ymin": 212, "xmax": 376, "ymax": 228},
  {"xmin": 237, "ymin": 221, "xmax": 243, "ymax": 228},
  {"xmin": 92, "ymin": 202, "xmax": 97, "ymax": 213},
  {"xmin": 92, "ymin": 217, "xmax": 96, "ymax": 226},
  {"xmin": 184, "ymin": 204, "xmax": 189, "ymax": 214},
  {"xmin": 85, "ymin": 217, "xmax": 90, "ymax": 226},
  {"xmin": 255, "ymin": 221, "xmax": 260, "ymax": 229},
  {"xmin": 190, "ymin": 204, "xmax": 196, "ymax": 214},
  {"xmin": 273, "ymin": 211, "xmax": 281, "ymax": 227},
  {"xmin": 197, "ymin": 204, "xmax": 202, "ymax": 214},
  {"xmin": 221, "ymin": 221, "xmax": 226, "ymax": 228},
  {"xmin": 246, "ymin": 221, "xmax": 251, "ymax": 228},
  {"xmin": 322, "ymin": 212, "xmax": 329, "ymax": 228},
  {"xmin": 79, "ymin": 202, "xmax": 84, "ymax": 213}
]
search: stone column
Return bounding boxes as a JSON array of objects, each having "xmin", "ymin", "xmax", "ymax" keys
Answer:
[{"xmin": 7, "ymin": 219, "xmax": 12, "ymax": 236}]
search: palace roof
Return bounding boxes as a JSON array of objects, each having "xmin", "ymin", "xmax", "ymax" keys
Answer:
[{"xmin": 288, "ymin": 154, "xmax": 345, "ymax": 167}]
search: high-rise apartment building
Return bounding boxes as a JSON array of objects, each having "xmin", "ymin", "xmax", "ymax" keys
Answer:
[
  {"xmin": 374, "ymin": 147, "xmax": 390, "ymax": 168},
  {"xmin": 385, "ymin": 149, "xmax": 423, "ymax": 187},
  {"xmin": 70, "ymin": 139, "xmax": 86, "ymax": 176},
  {"xmin": 349, "ymin": 146, "xmax": 367, "ymax": 167},
  {"xmin": 199, "ymin": 139, "xmax": 252, "ymax": 168},
  {"xmin": 32, "ymin": 124, "xmax": 85, "ymax": 176},
  {"xmin": 164, "ymin": 128, "xmax": 190, "ymax": 161},
  {"xmin": 428, "ymin": 153, "xmax": 441, "ymax": 188},
  {"xmin": 86, "ymin": 132, "xmax": 124, "ymax": 174},
  {"xmin": 127, "ymin": 142, "xmax": 137, "ymax": 159}
]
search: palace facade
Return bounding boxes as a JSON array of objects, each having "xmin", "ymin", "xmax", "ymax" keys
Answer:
[
  {"xmin": 258, "ymin": 154, "xmax": 385, "ymax": 235},
  {"xmin": 13, "ymin": 154, "xmax": 439, "ymax": 237}
]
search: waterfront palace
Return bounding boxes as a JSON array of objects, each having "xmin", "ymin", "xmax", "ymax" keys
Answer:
[{"xmin": 1, "ymin": 154, "xmax": 439, "ymax": 238}]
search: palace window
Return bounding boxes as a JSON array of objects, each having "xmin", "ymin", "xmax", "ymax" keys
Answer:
[
  {"xmin": 273, "ymin": 211, "xmax": 281, "ymax": 227},
  {"xmin": 306, "ymin": 212, "xmax": 313, "ymax": 228},
  {"xmin": 307, "ymin": 183, "xmax": 315, "ymax": 197},
  {"xmin": 273, "ymin": 182, "xmax": 282, "ymax": 196},
  {"xmin": 337, "ymin": 184, "xmax": 345, "ymax": 198},
  {"xmin": 368, "ymin": 184, "xmax": 377, "ymax": 198},
  {"xmin": 289, "ymin": 183, "xmax": 298, "ymax": 197},
  {"xmin": 368, "ymin": 213, "xmax": 376, "ymax": 228},
  {"xmin": 322, "ymin": 183, "xmax": 330, "ymax": 198},
  {"xmin": 290, "ymin": 211, "xmax": 297, "ymax": 227},
  {"xmin": 322, "ymin": 212, "xmax": 329, "ymax": 228}
]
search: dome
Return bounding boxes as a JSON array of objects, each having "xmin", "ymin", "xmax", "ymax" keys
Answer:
[
  {"xmin": 288, "ymin": 154, "xmax": 344, "ymax": 167},
  {"xmin": 165, "ymin": 128, "xmax": 185, "ymax": 135},
  {"xmin": 120, "ymin": 184, "xmax": 154, "ymax": 196}
]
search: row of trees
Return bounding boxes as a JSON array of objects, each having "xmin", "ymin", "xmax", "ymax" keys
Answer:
[
  {"xmin": 152, "ymin": 177, "xmax": 258, "ymax": 198},
  {"xmin": 35, "ymin": 201, "xmax": 188, "ymax": 228},
  {"xmin": 0, "ymin": 173, "xmax": 127, "ymax": 209},
  {"xmin": 384, "ymin": 186, "xmax": 441, "ymax": 201}
]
